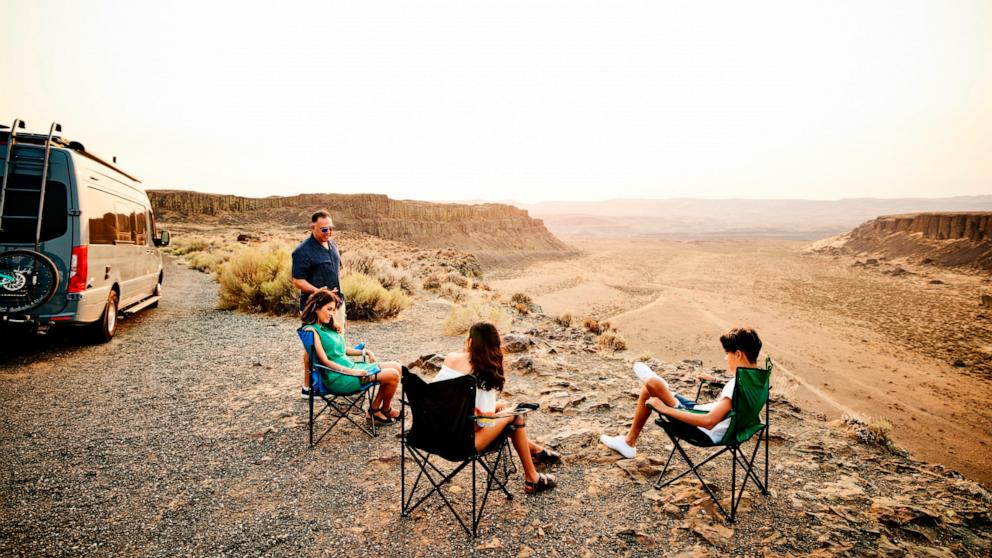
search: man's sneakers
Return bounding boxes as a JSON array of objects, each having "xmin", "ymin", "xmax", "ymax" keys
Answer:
[
  {"xmin": 600, "ymin": 434, "xmax": 637, "ymax": 459},
  {"xmin": 301, "ymin": 387, "xmax": 312, "ymax": 399}
]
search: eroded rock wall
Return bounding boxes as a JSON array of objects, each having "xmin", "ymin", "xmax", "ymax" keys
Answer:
[
  {"xmin": 833, "ymin": 212, "xmax": 992, "ymax": 270},
  {"xmin": 148, "ymin": 190, "xmax": 568, "ymax": 252}
]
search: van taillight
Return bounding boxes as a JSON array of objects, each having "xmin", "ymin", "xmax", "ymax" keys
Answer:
[{"xmin": 68, "ymin": 245, "xmax": 88, "ymax": 293}]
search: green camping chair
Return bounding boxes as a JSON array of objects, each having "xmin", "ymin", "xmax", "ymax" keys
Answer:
[{"xmin": 652, "ymin": 357, "xmax": 772, "ymax": 522}]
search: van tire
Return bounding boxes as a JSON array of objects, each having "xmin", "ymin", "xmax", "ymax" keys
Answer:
[
  {"xmin": 91, "ymin": 291, "xmax": 119, "ymax": 343},
  {"xmin": 149, "ymin": 280, "xmax": 162, "ymax": 309}
]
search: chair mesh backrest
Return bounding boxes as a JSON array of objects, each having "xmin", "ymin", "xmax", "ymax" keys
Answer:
[
  {"xmin": 402, "ymin": 368, "xmax": 477, "ymax": 462},
  {"xmin": 297, "ymin": 328, "xmax": 329, "ymax": 395},
  {"xmin": 726, "ymin": 357, "xmax": 772, "ymax": 445}
]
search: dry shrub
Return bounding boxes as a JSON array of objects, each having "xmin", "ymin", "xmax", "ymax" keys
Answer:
[
  {"xmin": 343, "ymin": 250, "xmax": 380, "ymax": 277},
  {"xmin": 443, "ymin": 300, "xmax": 511, "ymax": 336},
  {"xmin": 514, "ymin": 302, "xmax": 530, "ymax": 315},
  {"xmin": 188, "ymin": 251, "xmax": 227, "ymax": 274},
  {"xmin": 341, "ymin": 271, "xmax": 412, "ymax": 321},
  {"xmin": 439, "ymin": 283, "xmax": 466, "ymax": 303},
  {"xmin": 597, "ymin": 332, "xmax": 627, "ymax": 352},
  {"xmin": 170, "ymin": 239, "xmax": 210, "ymax": 256},
  {"xmin": 555, "ymin": 312, "xmax": 573, "ymax": 327},
  {"xmin": 510, "ymin": 292, "xmax": 532, "ymax": 305},
  {"xmin": 422, "ymin": 273, "xmax": 443, "ymax": 291},
  {"xmin": 218, "ymin": 246, "xmax": 297, "ymax": 314},
  {"xmin": 344, "ymin": 250, "xmax": 415, "ymax": 294},
  {"xmin": 583, "ymin": 317, "xmax": 604, "ymax": 334},
  {"xmin": 842, "ymin": 415, "xmax": 894, "ymax": 450},
  {"xmin": 446, "ymin": 272, "xmax": 469, "ymax": 288}
]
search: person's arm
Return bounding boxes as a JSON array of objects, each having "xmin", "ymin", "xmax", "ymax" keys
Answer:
[
  {"xmin": 344, "ymin": 345, "xmax": 376, "ymax": 362},
  {"xmin": 648, "ymin": 397, "xmax": 731, "ymax": 430},
  {"xmin": 292, "ymin": 277, "xmax": 327, "ymax": 295},
  {"xmin": 307, "ymin": 327, "xmax": 366, "ymax": 377}
]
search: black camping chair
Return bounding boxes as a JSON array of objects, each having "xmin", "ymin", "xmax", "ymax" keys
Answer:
[
  {"xmin": 400, "ymin": 368, "xmax": 518, "ymax": 537},
  {"xmin": 297, "ymin": 328, "xmax": 380, "ymax": 446},
  {"xmin": 652, "ymin": 357, "xmax": 772, "ymax": 522}
]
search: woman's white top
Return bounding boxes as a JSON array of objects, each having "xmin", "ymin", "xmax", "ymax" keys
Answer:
[{"xmin": 432, "ymin": 365, "xmax": 499, "ymax": 427}]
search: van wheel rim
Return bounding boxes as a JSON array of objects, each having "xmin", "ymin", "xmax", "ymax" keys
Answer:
[{"xmin": 107, "ymin": 302, "xmax": 117, "ymax": 332}]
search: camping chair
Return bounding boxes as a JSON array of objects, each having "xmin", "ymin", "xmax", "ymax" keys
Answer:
[
  {"xmin": 297, "ymin": 328, "xmax": 381, "ymax": 447},
  {"xmin": 400, "ymin": 368, "xmax": 520, "ymax": 537},
  {"xmin": 652, "ymin": 357, "xmax": 772, "ymax": 522}
]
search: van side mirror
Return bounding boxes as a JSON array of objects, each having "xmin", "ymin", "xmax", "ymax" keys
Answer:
[{"xmin": 155, "ymin": 230, "xmax": 171, "ymax": 247}]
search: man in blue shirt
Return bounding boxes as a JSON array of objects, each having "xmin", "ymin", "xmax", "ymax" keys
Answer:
[{"xmin": 292, "ymin": 209, "xmax": 345, "ymax": 397}]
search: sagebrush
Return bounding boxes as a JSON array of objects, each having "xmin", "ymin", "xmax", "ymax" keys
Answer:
[
  {"xmin": 442, "ymin": 299, "xmax": 511, "ymax": 336},
  {"xmin": 217, "ymin": 246, "xmax": 297, "ymax": 315},
  {"xmin": 342, "ymin": 272, "xmax": 412, "ymax": 321}
]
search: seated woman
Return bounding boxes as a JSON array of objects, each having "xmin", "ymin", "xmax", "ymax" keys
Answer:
[
  {"xmin": 301, "ymin": 290, "xmax": 403, "ymax": 424},
  {"xmin": 434, "ymin": 321, "xmax": 561, "ymax": 494},
  {"xmin": 600, "ymin": 327, "xmax": 762, "ymax": 458}
]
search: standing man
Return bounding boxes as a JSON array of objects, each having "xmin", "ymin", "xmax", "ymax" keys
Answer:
[{"xmin": 292, "ymin": 209, "xmax": 346, "ymax": 397}]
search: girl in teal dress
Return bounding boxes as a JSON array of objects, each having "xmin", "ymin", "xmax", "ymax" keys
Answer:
[{"xmin": 301, "ymin": 290, "xmax": 403, "ymax": 424}]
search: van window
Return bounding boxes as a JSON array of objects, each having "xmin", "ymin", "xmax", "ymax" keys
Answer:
[
  {"xmin": 135, "ymin": 209, "xmax": 148, "ymax": 245},
  {"xmin": 0, "ymin": 175, "xmax": 68, "ymax": 244},
  {"xmin": 87, "ymin": 188, "xmax": 119, "ymax": 245},
  {"xmin": 114, "ymin": 202, "xmax": 134, "ymax": 244}
]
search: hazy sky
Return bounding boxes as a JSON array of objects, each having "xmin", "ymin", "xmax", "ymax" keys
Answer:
[{"xmin": 2, "ymin": 1, "xmax": 990, "ymax": 203}]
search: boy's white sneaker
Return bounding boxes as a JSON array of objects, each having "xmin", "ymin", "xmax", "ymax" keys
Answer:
[
  {"xmin": 633, "ymin": 362, "xmax": 658, "ymax": 383},
  {"xmin": 600, "ymin": 434, "xmax": 637, "ymax": 459}
]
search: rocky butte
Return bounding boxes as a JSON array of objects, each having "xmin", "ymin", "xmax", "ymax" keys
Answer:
[
  {"xmin": 148, "ymin": 190, "xmax": 569, "ymax": 254},
  {"xmin": 813, "ymin": 212, "xmax": 992, "ymax": 270}
]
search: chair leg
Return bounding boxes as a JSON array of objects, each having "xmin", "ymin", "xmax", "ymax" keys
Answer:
[
  {"xmin": 662, "ymin": 436, "xmax": 732, "ymax": 521},
  {"xmin": 308, "ymin": 393, "xmax": 315, "ymax": 448},
  {"xmin": 654, "ymin": 445, "xmax": 678, "ymax": 489}
]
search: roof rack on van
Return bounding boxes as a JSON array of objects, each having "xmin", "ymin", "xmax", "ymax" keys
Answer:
[
  {"xmin": 0, "ymin": 119, "xmax": 65, "ymax": 252},
  {"xmin": 0, "ymin": 125, "xmax": 141, "ymax": 183}
]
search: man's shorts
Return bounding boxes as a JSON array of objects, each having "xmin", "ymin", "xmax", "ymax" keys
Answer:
[{"xmin": 335, "ymin": 300, "xmax": 347, "ymax": 330}]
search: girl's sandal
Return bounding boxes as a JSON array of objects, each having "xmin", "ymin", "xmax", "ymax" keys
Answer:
[
  {"xmin": 367, "ymin": 407, "xmax": 395, "ymax": 425},
  {"xmin": 531, "ymin": 448, "xmax": 562, "ymax": 465},
  {"xmin": 524, "ymin": 473, "xmax": 557, "ymax": 494},
  {"xmin": 381, "ymin": 406, "xmax": 404, "ymax": 420}
]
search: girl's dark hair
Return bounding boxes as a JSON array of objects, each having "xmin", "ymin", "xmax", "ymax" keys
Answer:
[
  {"xmin": 301, "ymin": 290, "xmax": 342, "ymax": 332},
  {"xmin": 468, "ymin": 322, "xmax": 505, "ymax": 392},
  {"xmin": 719, "ymin": 327, "xmax": 762, "ymax": 363}
]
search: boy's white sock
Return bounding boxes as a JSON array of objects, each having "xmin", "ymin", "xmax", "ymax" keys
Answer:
[{"xmin": 600, "ymin": 434, "xmax": 637, "ymax": 459}]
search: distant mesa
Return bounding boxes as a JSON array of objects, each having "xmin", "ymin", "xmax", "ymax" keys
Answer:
[
  {"xmin": 148, "ymin": 190, "xmax": 569, "ymax": 254},
  {"xmin": 809, "ymin": 212, "xmax": 992, "ymax": 270}
]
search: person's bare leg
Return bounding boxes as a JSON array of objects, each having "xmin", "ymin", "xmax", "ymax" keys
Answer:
[
  {"xmin": 510, "ymin": 427, "xmax": 541, "ymax": 483},
  {"xmin": 371, "ymin": 369, "xmax": 399, "ymax": 414},
  {"xmin": 625, "ymin": 376, "xmax": 678, "ymax": 447},
  {"xmin": 371, "ymin": 363, "xmax": 402, "ymax": 416}
]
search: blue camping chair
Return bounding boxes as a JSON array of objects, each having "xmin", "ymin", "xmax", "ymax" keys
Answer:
[{"xmin": 297, "ymin": 328, "xmax": 381, "ymax": 446}]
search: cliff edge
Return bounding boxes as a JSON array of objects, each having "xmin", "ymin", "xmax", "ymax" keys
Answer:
[{"xmin": 808, "ymin": 212, "xmax": 992, "ymax": 270}]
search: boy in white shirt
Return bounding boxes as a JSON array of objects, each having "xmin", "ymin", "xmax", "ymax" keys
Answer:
[{"xmin": 601, "ymin": 328, "xmax": 762, "ymax": 458}]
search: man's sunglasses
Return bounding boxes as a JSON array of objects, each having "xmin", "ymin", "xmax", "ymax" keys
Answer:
[{"xmin": 319, "ymin": 226, "xmax": 334, "ymax": 233}]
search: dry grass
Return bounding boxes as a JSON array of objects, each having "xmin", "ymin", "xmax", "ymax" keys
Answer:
[
  {"xmin": 514, "ymin": 302, "xmax": 530, "ymax": 315},
  {"xmin": 341, "ymin": 271, "xmax": 412, "ymax": 321},
  {"xmin": 344, "ymin": 250, "xmax": 416, "ymax": 294},
  {"xmin": 217, "ymin": 246, "xmax": 297, "ymax": 315},
  {"xmin": 442, "ymin": 299, "xmax": 511, "ymax": 336},
  {"xmin": 842, "ymin": 415, "xmax": 895, "ymax": 450},
  {"xmin": 597, "ymin": 331, "xmax": 627, "ymax": 352},
  {"xmin": 510, "ymin": 292, "xmax": 532, "ymax": 305},
  {"xmin": 439, "ymin": 283, "xmax": 466, "ymax": 303},
  {"xmin": 555, "ymin": 312, "xmax": 573, "ymax": 327},
  {"xmin": 583, "ymin": 317, "xmax": 611, "ymax": 335}
]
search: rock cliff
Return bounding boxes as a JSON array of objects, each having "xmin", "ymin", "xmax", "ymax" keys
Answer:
[
  {"xmin": 148, "ymin": 190, "xmax": 569, "ymax": 253},
  {"xmin": 810, "ymin": 213, "xmax": 992, "ymax": 270}
]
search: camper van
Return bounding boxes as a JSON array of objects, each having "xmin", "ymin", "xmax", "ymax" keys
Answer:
[{"xmin": 0, "ymin": 119, "xmax": 169, "ymax": 342}]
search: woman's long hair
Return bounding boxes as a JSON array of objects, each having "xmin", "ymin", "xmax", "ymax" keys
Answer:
[
  {"xmin": 300, "ymin": 290, "xmax": 342, "ymax": 333},
  {"xmin": 468, "ymin": 322, "xmax": 505, "ymax": 392}
]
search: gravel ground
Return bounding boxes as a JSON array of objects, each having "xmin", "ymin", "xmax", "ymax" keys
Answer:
[{"xmin": 1, "ymin": 257, "xmax": 989, "ymax": 557}]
